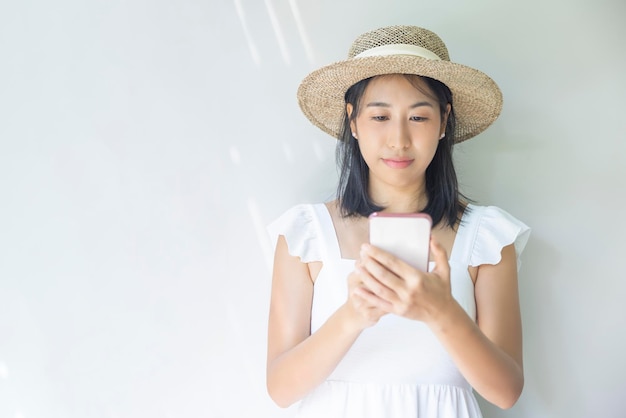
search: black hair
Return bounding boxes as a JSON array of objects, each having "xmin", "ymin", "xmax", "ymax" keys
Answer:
[{"xmin": 336, "ymin": 74, "xmax": 466, "ymax": 228}]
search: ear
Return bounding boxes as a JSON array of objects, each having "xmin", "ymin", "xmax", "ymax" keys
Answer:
[
  {"xmin": 347, "ymin": 103, "xmax": 358, "ymax": 139},
  {"xmin": 439, "ymin": 103, "xmax": 451, "ymax": 140}
]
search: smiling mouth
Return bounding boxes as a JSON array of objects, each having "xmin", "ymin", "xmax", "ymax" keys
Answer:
[{"xmin": 382, "ymin": 158, "xmax": 414, "ymax": 168}]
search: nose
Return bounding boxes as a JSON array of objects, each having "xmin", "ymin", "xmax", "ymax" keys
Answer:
[{"xmin": 386, "ymin": 119, "xmax": 411, "ymax": 149}]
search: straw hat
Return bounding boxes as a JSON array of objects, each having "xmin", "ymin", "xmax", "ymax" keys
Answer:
[{"xmin": 297, "ymin": 25, "xmax": 503, "ymax": 143}]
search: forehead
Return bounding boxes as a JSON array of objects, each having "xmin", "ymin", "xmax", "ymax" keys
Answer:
[{"xmin": 362, "ymin": 74, "xmax": 436, "ymax": 102}]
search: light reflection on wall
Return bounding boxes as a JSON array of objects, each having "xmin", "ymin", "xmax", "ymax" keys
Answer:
[
  {"xmin": 229, "ymin": 145, "xmax": 242, "ymax": 165},
  {"xmin": 233, "ymin": 0, "xmax": 261, "ymax": 67},
  {"xmin": 281, "ymin": 141, "xmax": 296, "ymax": 165},
  {"xmin": 288, "ymin": 0, "xmax": 316, "ymax": 64},
  {"xmin": 264, "ymin": 0, "xmax": 291, "ymax": 66}
]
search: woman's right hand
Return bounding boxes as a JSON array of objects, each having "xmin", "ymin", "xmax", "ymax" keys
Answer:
[{"xmin": 344, "ymin": 261, "xmax": 388, "ymax": 330}]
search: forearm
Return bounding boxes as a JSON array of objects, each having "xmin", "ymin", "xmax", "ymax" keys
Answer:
[
  {"xmin": 430, "ymin": 301, "xmax": 524, "ymax": 409},
  {"xmin": 267, "ymin": 304, "xmax": 363, "ymax": 407}
]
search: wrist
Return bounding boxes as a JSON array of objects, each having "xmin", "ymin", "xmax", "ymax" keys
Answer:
[
  {"xmin": 428, "ymin": 298, "xmax": 469, "ymax": 336},
  {"xmin": 337, "ymin": 303, "xmax": 370, "ymax": 335}
]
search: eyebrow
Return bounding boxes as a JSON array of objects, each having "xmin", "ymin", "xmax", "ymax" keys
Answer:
[{"xmin": 365, "ymin": 101, "xmax": 434, "ymax": 109}]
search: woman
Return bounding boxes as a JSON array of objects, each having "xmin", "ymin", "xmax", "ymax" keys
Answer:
[{"xmin": 266, "ymin": 25, "xmax": 531, "ymax": 417}]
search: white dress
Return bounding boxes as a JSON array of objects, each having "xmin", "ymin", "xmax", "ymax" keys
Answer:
[{"xmin": 267, "ymin": 203, "xmax": 530, "ymax": 418}]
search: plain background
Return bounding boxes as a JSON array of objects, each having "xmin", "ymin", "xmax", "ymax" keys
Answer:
[{"xmin": 1, "ymin": 0, "xmax": 625, "ymax": 417}]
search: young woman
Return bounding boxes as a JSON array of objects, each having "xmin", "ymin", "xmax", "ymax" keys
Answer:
[{"xmin": 266, "ymin": 25, "xmax": 530, "ymax": 418}]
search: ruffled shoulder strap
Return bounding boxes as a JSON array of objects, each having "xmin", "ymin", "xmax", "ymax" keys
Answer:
[
  {"xmin": 266, "ymin": 204, "xmax": 323, "ymax": 263},
  {"xmin": 453, "ymin": 204, "xmax": 531, "ymax": 270}
]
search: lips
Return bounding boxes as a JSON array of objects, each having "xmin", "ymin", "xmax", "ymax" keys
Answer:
[{"xmin": 382, "ymin": 157, "xmax": 414, "ymax": 169}]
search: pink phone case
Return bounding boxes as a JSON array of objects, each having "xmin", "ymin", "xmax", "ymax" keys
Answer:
[{"xmin": 369, "ymin": 212, "xmax": 432, "ymax": 272}]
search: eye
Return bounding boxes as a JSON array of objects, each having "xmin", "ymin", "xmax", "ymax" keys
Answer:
[
  {"xmin": 371, "ymin": 115, "xmax": 389, "ymax": 121},
  {"xmin": 410, "ymin": 116, "xmax": 428, "ymax": 122}
]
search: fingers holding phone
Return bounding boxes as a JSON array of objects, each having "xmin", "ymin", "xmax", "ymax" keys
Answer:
[
  {"xmin": 344, "ymin": 267, "xmax": 388, "ymax": 330},
  {"xmin": 358, "ymin": 212, "xmax": 455, "ymax": 322}
]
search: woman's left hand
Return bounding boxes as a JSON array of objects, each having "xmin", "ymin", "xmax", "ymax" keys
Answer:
[{"xmin": 354, "ymin": 238, "xmax": 455, "ymax": 324}]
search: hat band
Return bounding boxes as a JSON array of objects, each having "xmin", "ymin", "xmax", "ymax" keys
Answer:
[{"xmin": 354, "ymin": 44, "xmax": 441, "ymax": 61}]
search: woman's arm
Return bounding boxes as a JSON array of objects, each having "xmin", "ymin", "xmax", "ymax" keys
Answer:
[
  {"xmin": 266, "ymin": 235, "xmax": 385, "ymax": 407},
  {"xmin": 356, "ymin": 241, "xmax": 523, "ymax": 409},
  {"xmin": 429, "ymin": 243, "xmax": 523, "ymax": 408}
]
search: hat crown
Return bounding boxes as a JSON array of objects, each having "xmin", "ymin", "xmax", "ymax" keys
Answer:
[{"xmin": 347, "ymin": 25, "xmax": 450, "ymax": 61}]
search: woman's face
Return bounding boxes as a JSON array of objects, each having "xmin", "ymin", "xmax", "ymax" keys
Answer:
[{"xmin": 348, "ymin": 74, "xmax": 449, "ymax": 198}]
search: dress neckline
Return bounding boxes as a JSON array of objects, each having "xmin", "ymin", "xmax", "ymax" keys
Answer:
[{"xmin": 315, "ymin": 203, "xmax": 473, "ymax": 265}]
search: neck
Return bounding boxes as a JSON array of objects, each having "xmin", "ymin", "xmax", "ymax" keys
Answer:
[{"xmin": 369, "ymin": 181, "xmax": 428, "ymax": 213}]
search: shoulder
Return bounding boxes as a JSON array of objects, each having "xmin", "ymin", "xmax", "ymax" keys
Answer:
[
  {"xmin": 464, "ymin": 204, "xmax": 531, "ymax": 269},
  {"xmin": 266, "ymin": 203, "xmax": 327, "ymax": 263}
]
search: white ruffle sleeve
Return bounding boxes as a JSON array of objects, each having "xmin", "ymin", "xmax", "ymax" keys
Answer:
[
  {"xmin": 466, "ymin": 205, "xmax": 531, "ymax": 270},
  {"xmin": 266, "ymin": 204, "xmax": 322, "ymax": 263}
]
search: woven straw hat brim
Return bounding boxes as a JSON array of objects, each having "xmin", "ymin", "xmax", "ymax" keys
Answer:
[{"xmin": 297, "ymin": 55, "xmax": 503, "ymax": 143}]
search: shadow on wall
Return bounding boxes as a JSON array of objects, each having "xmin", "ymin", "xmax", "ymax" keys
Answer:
[
  {"xmin": 454, "ymin": 121, "xmax": 584, "ymax": 416},
  {"xmin": 478, "ymin": 235, "xmax": 578, "ymax": 417}
]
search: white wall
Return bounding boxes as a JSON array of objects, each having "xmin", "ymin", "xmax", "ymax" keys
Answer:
[{"xmin": 1, "ymin": 1, "xmax": 624, "ymax": 417}]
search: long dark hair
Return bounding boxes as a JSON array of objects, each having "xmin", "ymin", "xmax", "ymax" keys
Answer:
[{"xmin": 336, "ymin": 74, "xmax": 465, "ymax": 228}]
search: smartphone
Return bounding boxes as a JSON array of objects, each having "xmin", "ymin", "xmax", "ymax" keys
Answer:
[{"xmin": 368, "ymin": 212, "xmax": 432, "ymax": 272}]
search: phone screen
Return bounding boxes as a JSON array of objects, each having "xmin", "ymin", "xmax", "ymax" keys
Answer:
[{"xmin": 369, "ymin": 212, "xmax": 432, "ymax": 272}]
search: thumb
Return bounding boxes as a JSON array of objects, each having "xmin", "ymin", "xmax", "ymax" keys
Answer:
[{"xmin": 430, "ymin": 238, "xmax": 450, "ymax": 278}]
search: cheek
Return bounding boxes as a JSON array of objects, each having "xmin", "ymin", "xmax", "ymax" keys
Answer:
[
  {"xmin": 412, "ymin": 135, "xmax": 441, "ymax": 166},
  {"xmin": 411, "ymin": 131, "xmax": 441, "ymax": 151},
  {"xmin": 427, "ymin": 140, "xmax": 440, "ymax": 158},
  {"xmin": 426, "ymin": 141, "xmax": 442, "ymax": 166},
  {"xmin": 357, "ymin": 142, "xmax": 376, "ymax": 164}
]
